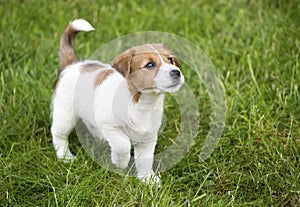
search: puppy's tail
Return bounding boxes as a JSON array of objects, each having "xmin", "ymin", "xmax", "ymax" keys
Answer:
[{"xmin": 59, "ymin": 19, "xmax": 95, "ymax": 68}]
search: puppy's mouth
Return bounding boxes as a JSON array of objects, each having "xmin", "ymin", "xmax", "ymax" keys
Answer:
[
  {"xmin": 155, "ymin": 81, "xmax": 184, "ymax": 93},
  {"xmin": 131, "ymin": 78, "xmax": 184, "ymax": 94},
  {"xmin": 167, "ymin": 82, "xmax": 181, "ymax": 88}
]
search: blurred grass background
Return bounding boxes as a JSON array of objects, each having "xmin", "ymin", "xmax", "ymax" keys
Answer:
[{"xmin": 0, "ymin": 0, "xmax": 299, "ymax": 206}]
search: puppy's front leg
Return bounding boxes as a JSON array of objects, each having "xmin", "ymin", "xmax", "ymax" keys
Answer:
[
  {"xmin": 134, "ymin": 140, "xmax": 160, "ymax": 184},
  {"xmin": 102, "ymin": 128, "xmax": 131, "ymax": 169}
]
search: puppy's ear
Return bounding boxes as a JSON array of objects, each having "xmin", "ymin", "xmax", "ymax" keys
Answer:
[{"xmin": 111, "ymin": 53, "xmax": 132, "ymax": 78}]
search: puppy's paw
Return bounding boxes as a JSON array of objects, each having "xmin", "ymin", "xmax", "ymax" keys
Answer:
[
  {"xmin": 56, "ymin": 149, "xmax": 76, "ymax": 163},
  {"xmin": 139, "ymin": 174, "xmax": 161, "ymax": 187}
]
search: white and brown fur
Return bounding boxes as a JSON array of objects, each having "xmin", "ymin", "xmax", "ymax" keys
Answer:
[{"xmin": 51, "ymin": 19, "xmax": 184, "ymax": 184}]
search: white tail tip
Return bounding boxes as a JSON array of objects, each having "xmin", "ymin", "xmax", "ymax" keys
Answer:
[{"xmin": 71, "ymin": 19, "xmax": 95, "ymax": 32}]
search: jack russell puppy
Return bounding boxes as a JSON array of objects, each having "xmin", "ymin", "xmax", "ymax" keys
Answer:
[{"xmin": 51, "ymin": 19, "xmax": 184, "ymax": 184}]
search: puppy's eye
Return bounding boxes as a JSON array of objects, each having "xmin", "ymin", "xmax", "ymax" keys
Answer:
[
  {"xmin": 145, "ymin": 61, "xmax": 155, "ymax": 69},
  {"xmin": 168, "ymin": 57, "xmax": 174, "ymax": 64}
]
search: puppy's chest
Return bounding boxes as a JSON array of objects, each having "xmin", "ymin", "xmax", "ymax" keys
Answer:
[{"xmin": 125, "ymin": 108, "xmax": 163, "ymax": 142}]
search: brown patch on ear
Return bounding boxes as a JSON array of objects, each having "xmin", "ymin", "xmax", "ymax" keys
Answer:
[
  {"xmin": 94, "ymin": 69, "xmax": 114, "ymax": 87},
  {"xmin": 111, "ymin": 50, "xmax": 133, "ymax": 77}
]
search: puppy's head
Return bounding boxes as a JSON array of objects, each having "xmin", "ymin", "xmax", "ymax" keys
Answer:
[{"xmin": 111, "ymin": 44, "xmax": 184, "ymax": 97}]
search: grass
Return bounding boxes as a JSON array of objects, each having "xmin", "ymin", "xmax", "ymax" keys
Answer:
[{"xmin": 1, "ymin": 0, "xmax": 299, "ymax": 206}]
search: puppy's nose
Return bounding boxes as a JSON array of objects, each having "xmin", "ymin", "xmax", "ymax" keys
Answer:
[{"xmin": 169, "ymin": 69, "xmax": 181, "ymax": 80}]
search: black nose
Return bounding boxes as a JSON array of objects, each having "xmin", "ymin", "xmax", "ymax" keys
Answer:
[{"xmin": 169, "ymin": 70, "xmax": 181, "ymax": 80}]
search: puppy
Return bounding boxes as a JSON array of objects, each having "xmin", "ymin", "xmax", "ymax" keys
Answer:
[{"xmin": 51, "ymin": 19, "xmax": 184, "ymax": 183}]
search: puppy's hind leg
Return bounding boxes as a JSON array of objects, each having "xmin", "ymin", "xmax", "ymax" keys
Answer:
[{"xmin": 51, "ymin": 106, "xmax": 76, "ymax": 162}]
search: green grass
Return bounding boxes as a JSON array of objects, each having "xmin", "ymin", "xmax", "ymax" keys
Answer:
[{"xmin": 1, "ymin": 0, "xmax": 300, "ymax": 206}]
